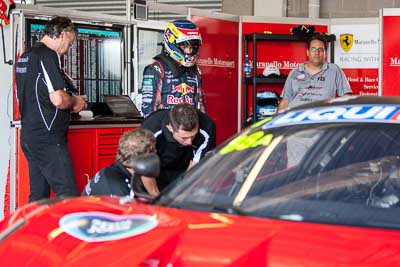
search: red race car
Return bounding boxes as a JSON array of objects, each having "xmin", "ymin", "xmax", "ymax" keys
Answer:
[{"xmin": 2, "ymin": 96, "xmax": 400, "ymax": 267}]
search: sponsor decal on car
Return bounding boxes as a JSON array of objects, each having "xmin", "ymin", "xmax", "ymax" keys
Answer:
[
  {"xmin": 266, "ymin": 105, "xmax": 400, "ymax": 127},
  {"xmin": 220, "ymin": 131, "xmax": 274, "ymax": 155},
  {"xmin": 59, "ymin": 212, "xmax": 158, "ymax": 242}
]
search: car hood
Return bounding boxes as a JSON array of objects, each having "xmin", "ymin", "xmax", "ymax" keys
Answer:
[{"xmin": 1, "ymin": 196, "xmax": 400, "ymax": 267}]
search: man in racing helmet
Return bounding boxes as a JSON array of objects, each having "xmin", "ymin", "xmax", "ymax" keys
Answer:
[{"xmin": 141, "ymin": 19, "xmax": 207, "ymax": 117}]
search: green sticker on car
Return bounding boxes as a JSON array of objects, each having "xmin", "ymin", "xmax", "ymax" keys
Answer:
[{"xmin": 220, "ymin": 131, "xmax": 274, "ymax": 155}]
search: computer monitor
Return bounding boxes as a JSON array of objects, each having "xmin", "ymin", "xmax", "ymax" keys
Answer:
[
  {"xmin": 103, "ymin": 95, "xmax": 142, "ymax": 118},
  {"xmin": 25, "ymin": 18, "xmax": 124, "ymax": 104}
]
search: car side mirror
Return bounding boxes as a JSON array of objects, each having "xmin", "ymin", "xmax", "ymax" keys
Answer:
[
  {"xmin": 125, "ymin": 153, "xmax": 160, "ymax": 178},
  {"xmin": 125, "ymin": 153, "xmax": 160, "ymax": 202}
]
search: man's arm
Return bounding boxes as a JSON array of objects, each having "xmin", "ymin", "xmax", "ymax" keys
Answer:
[
  {"xmin": 141, "ymin": 63, "xmax": 163, "ymax": 117},
  {"xmin": 49, "ymin": 90, "xmax": 86, "ymax": 112},
  {"xmin": 278, "ymin": 69, "xmax": 296, "ymax": 111},
  {"xmin": 335, "ymin": 64, "xmax": 353, "ymax": 96},
  {"xmin": 196, "ymin": 67, "xmax": 207, "ymax": 113},
  {"xmin": 192, "ymin": 114, "xmax": 216, "ymax": 164},
  {"xmin": 278, "ymin": 99, "xmax": 289, "ymax": 111},
  {"xmin": 141, "ymin": 176, "xmax": 160, "ymax": 196},
  {"xmin": 39, "ymin": 52, "xmax": 86, "ymax": 112},
  {"xmin": 205, "ymin": 116, "xmax": 216, "ymax": 153}
]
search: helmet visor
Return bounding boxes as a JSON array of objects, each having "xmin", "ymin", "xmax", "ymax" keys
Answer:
[{"xmin": 257, "ymin": 98, "xmax": 279, "ymax": 106}]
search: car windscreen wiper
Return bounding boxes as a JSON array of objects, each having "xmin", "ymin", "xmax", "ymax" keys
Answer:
[{"xmin": 167, "ymin": 200, "xmax": 250, "ymax": 216}]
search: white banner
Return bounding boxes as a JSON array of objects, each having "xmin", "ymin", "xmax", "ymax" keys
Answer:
[{"xmin": 331, "ymin": 24, "xmax": 379, "ymax": 69}]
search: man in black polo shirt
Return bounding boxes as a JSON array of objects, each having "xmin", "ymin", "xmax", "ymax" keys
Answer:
[
  {"xmin": 142, "ymin": 103, "xmax": 216, "ymax": 191},
  {"xmin": 16, "ymin": 16, "xmax": 86, "ymax": 202}
]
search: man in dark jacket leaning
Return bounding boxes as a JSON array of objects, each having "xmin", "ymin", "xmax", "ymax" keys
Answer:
[{"xmin": 142, "ymin": 103, "xmax": 216, "ymax": 192}]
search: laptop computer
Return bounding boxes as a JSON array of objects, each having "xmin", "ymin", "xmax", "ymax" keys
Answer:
[{"xmin": 103, "ymin": 95, "xmax": 143, "ymax": 118}]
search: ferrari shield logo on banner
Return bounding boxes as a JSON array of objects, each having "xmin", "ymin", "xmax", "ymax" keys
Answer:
[{"xmin": 340, "ymin": 34, "xmax": 353, "ymax": 52}]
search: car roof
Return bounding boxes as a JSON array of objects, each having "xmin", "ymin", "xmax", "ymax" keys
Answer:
[
  {"xmin": 288, "ymin": 95, "xmax": 400, "ymax": 111},
  {"xmin": 260, "ymin": 96, "xmax": 400, "ymax": 129}
]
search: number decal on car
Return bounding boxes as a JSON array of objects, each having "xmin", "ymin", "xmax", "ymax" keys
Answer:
[{"xmin": 220, "ymin": 131, "xmax": 274, "ymax": 155}]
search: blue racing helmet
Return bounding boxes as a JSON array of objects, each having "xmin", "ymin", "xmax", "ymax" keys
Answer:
[
  {"xmin": 256, "ymin": 90, "xmax": 280, "ymax": 119},
  {"xmin": 163, "ymin": 19, "xmax": 202, "ymax": 67}
]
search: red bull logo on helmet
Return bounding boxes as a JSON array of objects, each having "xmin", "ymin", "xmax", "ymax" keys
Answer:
[
  {"xmin": 165, "ymin": 31, "xmax": 175, "ymax": 43},
  {"xmin": 178, "ymin": 27, "xmax": 200, "ymax": 37}
]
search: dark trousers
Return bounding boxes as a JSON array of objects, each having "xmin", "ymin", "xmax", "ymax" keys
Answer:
[{"xmin": 21, "ymin": 140, "xmax": 78, "ymax": 202}]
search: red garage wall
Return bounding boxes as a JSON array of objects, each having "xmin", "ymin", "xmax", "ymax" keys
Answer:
[
  {"xmin": 382, "ymin": 15, "xmax": 400, "ymax": 96},
  {"xmin": 192, "ymin": 16, "xmax": 239, "ymax": 144}
]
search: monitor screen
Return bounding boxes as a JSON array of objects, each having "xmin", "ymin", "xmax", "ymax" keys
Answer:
[
  {"xmin": 26, "ymin": 19, "xmax": 124, "ymax": 103},
  {"xmin": 103, "ymin": 95, "xmax": 142, "ymax": 118}
]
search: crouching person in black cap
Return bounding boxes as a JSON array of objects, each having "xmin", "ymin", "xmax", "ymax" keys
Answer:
[{"xmin": 82, "ymin": 128, "xmax": 159, "ymax": 197}]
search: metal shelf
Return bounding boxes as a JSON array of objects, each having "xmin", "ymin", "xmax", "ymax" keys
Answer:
[
  {"xmin": 243, "ymin": 33, "xmax": 336, "ymax": 126},
  {"xmin": 244, "ymin": 77, "xmax": 287, "ymax": 84},
  {"xmin": 243, "ymin": 33, "xmax": 336, "ymax": 42}
]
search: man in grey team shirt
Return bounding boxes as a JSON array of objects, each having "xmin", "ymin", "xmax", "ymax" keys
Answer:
[
  {"xmin": 278, "ymin": 34, "xmax": 352, "ymax": 167},
  {"xmin": 278, "ymin": 34, "xmax": 352, "ymax": 110}
]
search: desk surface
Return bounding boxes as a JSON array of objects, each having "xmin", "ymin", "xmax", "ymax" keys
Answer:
[{"xmin": 70, "ymin": 116, "xmax": 144, "ymax": 126}]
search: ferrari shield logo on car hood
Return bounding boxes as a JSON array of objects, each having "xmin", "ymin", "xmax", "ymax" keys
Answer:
[{"xmin": 59, "ymin": 212, "xmax": 158, "ymax": 242}]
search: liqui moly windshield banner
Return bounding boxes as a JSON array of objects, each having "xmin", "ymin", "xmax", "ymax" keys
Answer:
[{"xmin": 381, "ymin": 9, "xmax": 400, "ymax": 96}]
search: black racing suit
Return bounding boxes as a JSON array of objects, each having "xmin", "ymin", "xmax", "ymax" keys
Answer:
[
  {"xmin": 141, "ymin": 109, "xmax": 216, "ymax": 190},
  {"xmin": 82, "ymin": 161, "xmax": 134, "ymax": 197},
  {"xmin": 141, "ymin": 52, "xmax": 207, "ymax": 117}
]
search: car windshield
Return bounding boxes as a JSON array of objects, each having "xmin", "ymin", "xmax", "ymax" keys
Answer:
[{"xmin": 158, "ymin": 122, "xmax": 400, "ymax": 229}]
